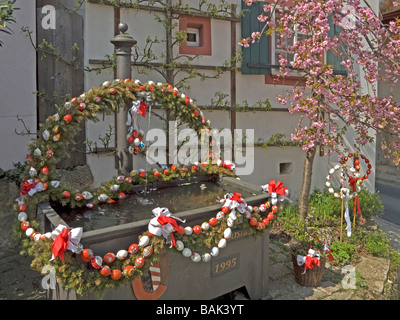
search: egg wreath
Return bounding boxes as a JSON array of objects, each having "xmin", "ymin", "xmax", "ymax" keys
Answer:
[{"xmin": 14, "ymin": 78, "xmax": 284, "ymax": 297}]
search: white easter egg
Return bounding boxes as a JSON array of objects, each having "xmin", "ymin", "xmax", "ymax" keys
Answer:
[
  {"xmin": 191, "ymin": 253, "xmax": 201, "ymax": 263},
  {"xmin": 116, "ymin": 250, "xmax": 128, "ymax": 260},
  {"xmin": 18, "ymin": 212, "xmax": 28, "ymax": 222},
  {"xmin": 210, "ymin": 247, "xmax": 219, "ymax": 257},
  {"xmin": 25, "ymin": 228, "xmax": 34, "ymax": 238},
  {"xmin": 139, "ymin": 236, "xmax": 150, "ymax": 247},
  {"xmin": 182, "ymin": 248, "xmax": 192, "ymax": 258},
  {"xmin": 224, "ymin": 228, "xmax": 232, "ymax": 239},
  {"xmin": 202, "ymin": 253, "xmax": 211, "ymax": 262},
  {"xmin": 201, "ymin": 222, "xmax": 210, "ymax": 231},
  {"xmin": 184, "ymin": 226, "xmax": 193, "ymax": 235},
  {"xmin": 218, "ymin": 238, "xmax": 227, "ymax": 249},
  {"xmin": 216, "ymin": 212, "xmax": 225, "ymax": 220},
  {"xmin": 175, "ymin": 240, "xmax": 184, "ymax": 251},
  {"xmin": 227, "ymin": 218, "xmax": 234, "ymax": 227}
]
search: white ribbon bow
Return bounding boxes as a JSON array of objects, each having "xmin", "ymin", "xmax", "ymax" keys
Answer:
[
  {"xmin": 126, "ymin": 100, "xmax": 144, "ymax": 132},
  {"xmin": 50, "ymin": 225, "xmax": 83, "ymax": 261},
  {"xmin": 297, "ymin": 249, "xmax": 321, "ymax": 274},
  {"xmin": 220, "ymin": 193, "xmax": 247, "ymax": 221},
  {"xmin": 148, "ymin": 208, "xmax": 186, "ymax": 248},
  {"xmin": 341, "ymin": 187, "xmax": 352, "ymax": 238}
]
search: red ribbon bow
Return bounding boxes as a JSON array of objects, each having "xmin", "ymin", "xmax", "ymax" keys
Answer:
[
  {"xmin": 268, "ymin": 180, "xmax": 288, "ymax": 196},
  {"xmin": 304, "ymin": 256, "xmax": 320, "ymax": 271},
  {"xmin": 52, "ymin": 228, "xmax": 69, "ymax": 262},
  {"xmin": 157, "ymin": 216, "xmax": 180, "ymax": 247},
  {"xmin": 138, "ymin": 101, "xmax": 147, "ymax": 118},
  {"xmin": 229, "ymin": 192, "xmax": 243, "ymax": 204},
  {"xmin": 20, "ymin": 179, "xmax": 40, "ymax": 196},
  {"xmin": 348, "ymin": 177, "xmax": 362, "ymax": 215},
  {"xmin": 222, "ymin": 162, "xmax": 233, "ymax": 170}
]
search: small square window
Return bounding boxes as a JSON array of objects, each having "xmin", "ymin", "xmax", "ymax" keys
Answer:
[{"xmin": 186, "ymin": 27, "xmax": 200, "ymax": 47}]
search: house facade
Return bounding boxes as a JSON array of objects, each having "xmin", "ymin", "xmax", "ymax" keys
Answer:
[{"xmin": 0, "ymin": 0, "xmax": 382, "ymax": 200}]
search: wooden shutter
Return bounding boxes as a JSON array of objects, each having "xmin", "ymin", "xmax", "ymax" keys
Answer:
[
  {"xmin": 326, "ymin": 16, "xmax": 348, "ymax": 76},
  {"xmin": 241, "ymin": 1, "xmax": 271, "ymax": 75}
]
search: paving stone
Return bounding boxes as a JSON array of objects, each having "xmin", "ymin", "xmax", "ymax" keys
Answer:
[
  {"xmin": 355, "ymin": 255, "xmax": 390, "ymax": 294},
  {"xmin": 268, "ymin": 263, "xmax": 293, "ymax": 280},
  {"xmin": 269, "ymin": 242, "xmax": 283, "ymax": 253},
  {"xmin": 323, "ymin": 289, "xmax": 354, "ymax": 300}
]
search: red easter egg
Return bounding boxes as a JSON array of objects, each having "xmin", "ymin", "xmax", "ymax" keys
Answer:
[
  {"xmin": 110, "ymin": 269, "xmax": 122, "ymax": 280},
  {"xmin": 192, "ymin": 165, "xmax": 199, "ymax": 172},
  {"xmin": 143, "ymin": 246, "xmax": 154, "ymax": 258},
  {"xmin": 348, "ymin": 153, "xmax": 353, "ymax": 158},
  {"xmin": 171, "ymin": 165, "xmax": 177, "ymax": 172},
  {"xmin": 140, "ymin": 171, "xmax": 146, "ymax": 178},
  {"xmin": 354, "ymin": 159, "xmax": 360, "ymax": 165},
  {"xmin": 26, "ymin": 156, "xmax": 34, "ymax": 164},
  {"xmin": 42, "ymin": 182, "xmax": 49, "ymax": 191},
  {"xmin": 185, "ymin": 98, "xmax": 190, "ymax": 105},
  {"xmin": 103, "ymin": 252, "xmax": 116, "ymax": 264},
  {"xmin": 249, "ymin": 218, "xmax": 258, "ymax": 226},
  {"xmin": 123, "ymin": 266, "xmax": 135, "ymax": 277},
  {"xmin": 18, "ymin": 204, "xmax": 27, "ymax": 212},
  {"xmin": 209, "ymin": 217, "xmax": 218, "ymax": 227},
  {"xmin": 272, "ymin": 205, "xmax": 278, "ymax": 214},
  {"xmin": 128, "ymin": 243, "xmax": 139, "ymax": 254},
  {"xmin": 118, "ymin": 192, "xmax": 127, "ymax": 200},
  {"xmin": 256, "ymin": 222, "xmax": 265, "ymax": 231},
  {"xmin": 262, "ymin": 218, "xmax": 270, "ymax": 226},
  {"xmin": 101, "ymin": 266, "xmax": 111, "ymax": 277},
  {"xmin": 164, "ymin": 169, "xmax": 170, "ymax": 176},
  {"xmin": 128, "ymin": 136, "xmax": 134, "ymax": 144},
  {"xmin": 167, "ymin": 84, "xmax": 173, "ymax": 90},
  {"xmin": 177, "ymin": 226, "xmax": 185, "ymax": 235},
  {"xmin": 132, "ymin": 130, "xmax": 138, "ymax": 138},
  {"xmin": 193, "ymin": 226, "xmax": 202, "ymax": 234},
  {"xmin": 135, "ymin": 257, "xmax": 145, "ymax": 269},
  {"xmin": 78, "ymin": 103, "xmax": 86, "ymax": 111},
  {"xmin": 41, "ymin": 167, "xmax": 49, "ymax": 175},
  {"xmin": 75, "ymin": 193, "xmax": 84, "ymax": 202},
  {"xmin": 221, "ymin": 207, "xmax": 230, "ymax": 214},
  {"xmin": 367, "ymin": 170, "xmax": 371, "ymax": 174},
  {"xmin": 91, "ymin": 256, "xmax": 103, "ymax": 269},
  {"xmin": 194, "ymin": 110, "xmax": 200, "ymax": 117},
  {"xmin": 139, "ymin": 86, "xmax": 146, "ymax": 92},
  {"xmin": 21, "ymin": 221, "xmax": 30, "ymax": 231},
  {"xmin": 264, "ymin": 201, "xmax": 271, "ymax": 209},
  {"xmin": 364, "ymin": 175, "xmax": 369, "ymax": 180},
  {"xmin": 110, "ymin": 88, "xmax": 118, "ymax": 95},
  {"xmin": 63, "ymin": 191, "xmax": 71, "ymax": 198},
  {"xmin": 63, "ymin": 114, "xmax": 72, "ymax": 124},
  {"xmin": 70, "ymin": 97, "xmax": 78, "ymax": 104},
  {"xmin": 81, "ymin": 249, "xmax": 94, "ymax": 262},
  {"xmin": 173, "ymin": 90, "xmax": 178, "ymax": 96},
  {"xmin": 182, "ymin": 168, "xmax": 188, "ymax": 173},
  {"xmin": 267, "ymin": 212, "xmax": 274, "ymax": 221},
  {"xmin": 154, "ymin": 171, "xmax": 161, "ymax": 178}
]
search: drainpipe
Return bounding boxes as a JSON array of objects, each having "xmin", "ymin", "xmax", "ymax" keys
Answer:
[{"xmin": 111, "ymin": 23, "xmax": 137, "ymax": 174}]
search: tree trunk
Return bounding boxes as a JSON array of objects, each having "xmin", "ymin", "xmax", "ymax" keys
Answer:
[{"xmin": 298, "ymin": 146, "xmax": 317, "ymax": 220}]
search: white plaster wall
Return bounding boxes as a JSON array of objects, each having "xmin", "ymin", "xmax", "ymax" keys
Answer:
[{"xmin": 0, "ymin": 0, "xmax": 36, "ymax": 170}]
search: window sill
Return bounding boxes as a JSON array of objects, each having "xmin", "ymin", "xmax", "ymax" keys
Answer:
[{"xmin": 265, "ymin": 74, "xmax": 306, "ymax": 87}]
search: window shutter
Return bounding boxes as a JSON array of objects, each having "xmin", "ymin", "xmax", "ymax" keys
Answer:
[
  {"xmin": 241, "ymin": 1, "xmax": 271, "ymax": 75},
  {"xmin": 326, "ymin": 16, "xmax": 348, "ymax": 76}
]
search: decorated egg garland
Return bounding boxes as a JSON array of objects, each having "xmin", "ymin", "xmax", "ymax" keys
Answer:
[{"xmin": 13, "ymin": 77, "xmax": 281, "ymax": 295}]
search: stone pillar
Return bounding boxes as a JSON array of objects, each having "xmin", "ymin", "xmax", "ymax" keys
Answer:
[{"xmin": 111, "ymin": 23, "xmax": 137, "ymax": 174}]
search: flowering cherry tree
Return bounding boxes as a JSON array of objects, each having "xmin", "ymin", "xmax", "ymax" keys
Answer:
[{"xmin": 240, "ymin": 0, "xmax": 400, "ymax": 219}]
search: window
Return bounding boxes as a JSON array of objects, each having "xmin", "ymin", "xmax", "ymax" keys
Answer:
[
  {"xmin": 186, "ymin": 27, "xmax": 200, "ymax": 47},
  {"xmin": 179, "ymin": 15, "xmax": 212, "ymax": 56}
]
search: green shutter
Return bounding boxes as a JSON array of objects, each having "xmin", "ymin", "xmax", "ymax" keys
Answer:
[
  {"xmin": 327, "ymin": 16, "xmax": 348, "ymax": 76},
  {"xmin": 241, "ymin": 1, "xmax": 271, "ymax": 75}
]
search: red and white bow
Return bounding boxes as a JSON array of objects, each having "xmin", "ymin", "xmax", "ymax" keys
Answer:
[
  {"xmin": 20, "ymin": 179, "xmax": 45, "ymax": 197},
  {"xmin": 126, "ymin": 100, "xmax": 148, "ymax": 131},
  {"xmin": 220, "ymin": 192, "xmax": 247, "ymax": 221},
  {"xmin": 148, "ymin": 208, "xmax": 186, "ymax": 248},
  {"xmin": 50, "ymin": 225, "xmax": 83, "ymax": 262},
  {"xmin": 297, "ymin": 249, "xmax": 321, "ymax": 274},
  {"xmin": 221, "ymin": 160, "xmax": 235, "ymax": 171},
  {"xmin": 261, "ymin": 180, "xmax": 291, "ymax": 205}
]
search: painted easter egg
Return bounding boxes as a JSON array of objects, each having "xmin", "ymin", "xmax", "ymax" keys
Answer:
[
  {"xmin": 21, "ymin": 221, "xmax": 30, "ymax": 231},
  {"xmin": 101, "ymin": 266, "xmax": 111, "ymax": 277},
  {"xmin": 91, "ymin": 256, "xmax": 103, "ymax": 269},
  {"xmin": 75, "ymin": 193, "xmax": 84, "ymax": 202},
  {"xmin": 63, "ymin": 114, "xmax": 72, "ymax": 124},
  {"xmin": 191, "ymin": 253, "xmax": 201, "ymax": 263},
  {"xmin": 135, "ymin": 257, "xmax": 145, "ymax": 269},
  {"xmin": 259, "ymin": 204, "xmax": 267, "ymax": 212},
  {"xmin": 227, "ymin": 218, "xmax": 234, "ymax": 227},
  {"xmin": 18, "ymin": 212, "xmax": 28, "ymax": 222},
  {"xmin": 103, "ymin": 253, "xmax": 116, "ymax": 264},
  {"xmin": 192, "ymin": 225, "xmax": 202, "ymax": 234},
  {"xmin": 210, "ymin": 247, "xmax": 219, "ymax": 257},
  {"xmin": 86, "ymin": 203, "xmax": 95, "ymax": 209},
  {"xmin": 216, "ymin": 212, "xmax": 225, "ymax": 221},
  {"xmin": 202, "ymin": 253, "xmax": 211, "ymax": 263},
  {"xmin": 82, "ymin": 191, "xmax": 93, "ymax": 200},
  {"xmin": 143, "ymin": 246, "xmax": 154, "ymax": 258},
  {"xmin": 116, "ymin": 250, "xmax": 128, "ymax": 260},
  {"xmin": 201, "ymin": 222, "xmax": 210, "ymax": 231},
  {"xmin": 117, "ymin": 176, "xmax": 125, "ymax": 183},
  {"xmin": 128, "ymin": 243, "xmax": 139, "ymax": 254},
  {"xmin": 98, "ymin": 194, "xmax": 108, "ymax": 202},
  {"xmin": 123, "ymin": 266, "xmax": 135, "ymax": 277},
  {"xmin": 221, "ymin": 206, "xmax": 230, "ymax": 214},
  {"xmin": 209, "ymin": 218, "xmax": 218, "ymax": 227},
  {"xmin": 110, "ymin": 269, "xmax": 122, "ymax": 280},
  {"xmin": 81, "ymin": 249, "xmax": 94, "ymax": 262}
]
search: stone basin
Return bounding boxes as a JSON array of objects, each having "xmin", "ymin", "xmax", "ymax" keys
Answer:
[{"xmin": 36, "ymin": 176, "xmax": 271, "ymax": 300}]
